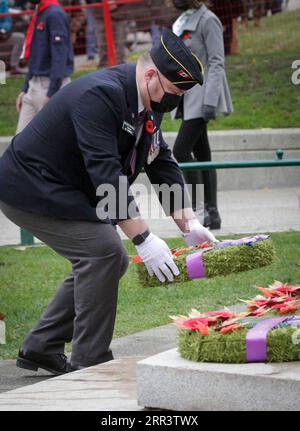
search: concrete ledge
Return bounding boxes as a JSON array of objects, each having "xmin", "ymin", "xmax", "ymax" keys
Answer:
[
  {"xmin": 1, "ymin": 129, "xmax": 300, "ymax": 190},
  {"xmin": 137, "ymin": 349, "xmax": 300, "ymax": 411},
  {"xmin": 151, "ymin": 128, "xmax": 300, "ymax": 190}
]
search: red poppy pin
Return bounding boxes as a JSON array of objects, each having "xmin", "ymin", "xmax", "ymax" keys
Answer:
[
  {"xmin": 183, "ymin": 31, "xmax": 191, "ymax": 40},
  {"xmin": 145, "ymin": 120, "xmax": 154, "ymax": 134},
  {"xmin": 37, "ymin": 22, "xmax": 45, "ymax": 31}
]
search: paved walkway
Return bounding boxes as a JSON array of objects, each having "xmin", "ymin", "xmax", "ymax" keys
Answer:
[
  {"xmin": 0, "ymin": 305, "xmax": 247, "ymax": 410},
  {"xmin": 1, "ymin": 187, "xmax": 300, "ymax": 246},
  {"xmin": 0, "ymin": 324, "xmax": 178, "ymax": 410},
  {"xmin": 0, "ymin": 323, "xmax": 177, "ymax": 394}
]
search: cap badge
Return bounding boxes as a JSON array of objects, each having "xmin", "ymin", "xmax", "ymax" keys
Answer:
[{"xmin": 177, "ymin": 69, "xmax": 190, "ymax": 79}]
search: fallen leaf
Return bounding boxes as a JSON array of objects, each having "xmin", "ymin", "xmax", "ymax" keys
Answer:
[{"xmin": 13, "ymin": 246, "xmax": 27, "ymax": 252}]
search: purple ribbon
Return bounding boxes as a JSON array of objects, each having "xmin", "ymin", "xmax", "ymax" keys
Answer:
[
  {"xmin": 185, "ymin": 235, "xmax": 270, "ymax": 280},
  {"xmin": 216, "ymin": 235, "xmax": 269, "ymax": 248},
  {"xmin": 186, "ymin": 251, "xmax": 206, "ymax": 279},
  {"xmin": 246, "ymin": 316, "xmax": 300, "ymax": 362}
]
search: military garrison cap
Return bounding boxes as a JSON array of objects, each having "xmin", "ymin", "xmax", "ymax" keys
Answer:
[{"xmin": 150, "ymin": 27, "xmax": 204, "ymax": 90}]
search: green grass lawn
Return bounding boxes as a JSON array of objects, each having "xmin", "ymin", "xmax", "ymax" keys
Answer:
[
  {"xmin": 0, "ymin": 10, "xmax": 299, "ymax": 136},
  {"xmin": 0, "ymin": 231, "xmax": 299, "ymax": 360}
]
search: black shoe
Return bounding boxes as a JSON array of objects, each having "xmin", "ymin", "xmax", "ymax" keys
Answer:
[
  {"xmin": 204, "ymin": 206, "xmax": 221, "ymax": 230},
  {"xmin": 16, "ymin": 348, "xmax": 70, "ymax": 375}
]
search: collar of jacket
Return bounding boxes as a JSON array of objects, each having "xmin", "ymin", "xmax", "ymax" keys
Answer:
[{"xmin": 180, "ymin": 4, "xmax": 208, "ymax": 32}]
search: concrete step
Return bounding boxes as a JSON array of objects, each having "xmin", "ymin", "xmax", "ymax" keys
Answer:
[
  {"xmin": 136, "ymin": 348, "xmax": 300, "ymax": 411},
  {"xmin": 0, "ymin": 356, "xmax": 145, "ymax": 411}
]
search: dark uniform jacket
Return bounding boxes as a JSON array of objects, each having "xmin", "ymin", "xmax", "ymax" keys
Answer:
[
  {"xmin": 22, "ymin": 4, "xmax": 74, "ymax": 97},
  {"xmin": 0, "ymin": 64, "xmax": 189, "ymax": 225}
]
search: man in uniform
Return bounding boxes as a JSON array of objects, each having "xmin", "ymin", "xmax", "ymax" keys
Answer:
[{"xmin": 0, "ymin": 28, "xmax": 216, "ymax": 375}]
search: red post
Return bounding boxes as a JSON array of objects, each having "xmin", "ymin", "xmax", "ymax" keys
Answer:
[{"xmin": 102, "ymin": 0, "xmax": 116, "ymax": 66}]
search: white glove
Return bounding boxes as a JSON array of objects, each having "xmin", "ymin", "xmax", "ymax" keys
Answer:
[
  {"xmin": 136, "ymin": 233, "xmax": 180, "ymax": 282},
  {"xmin": 183, "ymin": 219, "xmax": 218, "ymax": 246}
]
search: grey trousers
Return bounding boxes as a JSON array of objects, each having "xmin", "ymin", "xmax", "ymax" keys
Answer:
[
  {"xmin": 0, "ymin": 201, "xmax": 129, "ymax": 367},
  {"xmin": 16, "ymin": 76, "xmax": 71, "ymax": 135}
]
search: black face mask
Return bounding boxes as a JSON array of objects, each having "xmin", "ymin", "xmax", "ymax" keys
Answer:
[
  {"xmin": 147, "ymin": 73, "xmax": 182, "ymax": 113},
  {"xmin": 173, "ymin": 0, "xmax": 189, "ymax": 11}
]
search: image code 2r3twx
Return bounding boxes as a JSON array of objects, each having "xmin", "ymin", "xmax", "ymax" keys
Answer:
[{"xmin": 144, "ymin": 416, "xmax": 199, "ymax": 427}]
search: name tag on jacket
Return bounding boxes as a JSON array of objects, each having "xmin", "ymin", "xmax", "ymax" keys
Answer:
[{"xmin": 122, "ymin": 121, "xmax": 135, "ymax": 136}]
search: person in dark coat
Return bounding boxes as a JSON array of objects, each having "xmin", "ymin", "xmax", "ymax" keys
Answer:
[
  {"xmin": 172, "ymin": 0, "xmax": 233, "ymax": 229},
  {"xmin": 16, "ymin": 0, "xmax": 74, "ymax": 133},
  {"xmin": 0, "ymin": 28, "xmax": 217, "ymax": 375}
]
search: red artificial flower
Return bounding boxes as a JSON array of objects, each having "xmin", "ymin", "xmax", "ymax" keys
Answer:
[
  {"xmin": 131, "ymin": 241, "xmax": 213, "ymax": 264},
  {"xmin": 246, "ymin": 295, "xmax": 294, "ymax": 311},
  {"xmin": 130, "ymin": 255, "xmax": 143, "ymax": 264},
  {"xmin": 182, "ymin": 31, "xmax": 191, "ymax": 40},
  {"xmin": 36, "ymin": 22, "xmax": 45, "ymax": 31},
  {"xmin": 272, "ymin": 300, "xmax": 300, "ymax": 314},
  {"xmin": 246, "ymin": 306, "xmax": 269, "ymax": 317},
  {"xmin": 174, "ymin": 316, "xmax": 210, "ymax": 334},
  {"xmin": 274, "ymin": 284, "xmax": 300, "ymax": 297},
  {"xmin": 256, "ymin": 282, "xmax": 300, "ymax": 299},
  {"xmin": 206, "ymin": 310, "xmax": 237, "ymax": 321},
  {"xmin": 195, "ymin": 241, "xmax": 211, "ymax": 249},
  {"xmin": 181, "ymin": 317, "xmax": 210, "ymax": 330},
  {"xmin": 145, "ymin": 120, "xmax": 154, "ymax": 134},
  {"xmin": 0, "ymin": 313, "xmax": 5, "ymax": 320},
  {"xmin": 171, "ymin": 246, "xmax": 193, "ymax": 257}
]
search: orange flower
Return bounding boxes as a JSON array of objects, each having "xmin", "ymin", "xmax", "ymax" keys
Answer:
[
  {"xmin": 130, "ymin": 255, "xmax": 143, "ymax": 264},
  {"xmin": 257, "ymin": 286, "xmax": 282, "ymax": 298},
  {"xmin": 196, "ymin": 322, "xmax": 210, "ymax": 335},
  {"xmin": 215, "ymin": 320, "xmax": 244, "ymax": 334},
  {"xmin": 195, "ymin": 241, "xmax": 211, "ymax": 249},
  {"xmin": 256, "ymin": 282, "xmax": 300, "ymax": 299},
  {"xmin": 273, "ymin": 300, "xmax": 300, "ymax": 314},
  {"xmin": 220, "ymin": 323, "xmax": 243, "ymax": 334}
]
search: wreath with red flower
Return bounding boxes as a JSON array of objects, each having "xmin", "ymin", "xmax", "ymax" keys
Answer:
[
  {"xmin": 172, "ymin": 281, "xmax": 300, "ymax": 363},
  {"xmin": 131, "ymin": 235, "xmax": 275, "ymax": 287}
]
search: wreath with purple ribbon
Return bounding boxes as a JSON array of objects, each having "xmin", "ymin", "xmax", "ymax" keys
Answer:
[
  {"xmin": 173, "ymin": 281, "xmax": 300, "ymax": 363},
  {"xmin": 134, "ymin": 235, "xmax": 275, "ymax": 288}
]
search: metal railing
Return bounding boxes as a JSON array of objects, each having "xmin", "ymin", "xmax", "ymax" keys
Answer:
[{"xmin": 19, "ymin": 148, "xmax": 300, "ymax": 245}]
